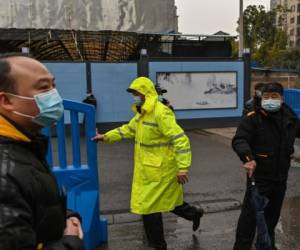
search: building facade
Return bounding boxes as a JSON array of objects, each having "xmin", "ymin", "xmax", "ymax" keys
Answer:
[
  {"xmin": 271, "ymin": 0, "xmax": 300, "ymax": 48},
  {"xmin": 286, "ymin": 0, "xmax": 300, "ymax": 47},
  {"xmin": 0, "ymin": 0, "xmax": 178, "ymax": 33}
]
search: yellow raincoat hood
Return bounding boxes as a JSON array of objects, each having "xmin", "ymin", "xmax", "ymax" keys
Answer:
[{"xmin": 127, "ymin": 77, "xmax": 158, "ymax": 114}]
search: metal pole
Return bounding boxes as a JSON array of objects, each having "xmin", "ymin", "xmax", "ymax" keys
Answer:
[
  {"xmin": 86, "ymin": 62, "xmax": 92, "ymax": 94},
  {"xmin": 239, "ymin": 0, "xmax": 244, "ymax": 58},
  {"xmin": 243, "ymin": 48, "xmax": 251, "ymax": 103},
  {"xmin": 137, "ymin": 49, "xmax": 149, "ymax": 77}
]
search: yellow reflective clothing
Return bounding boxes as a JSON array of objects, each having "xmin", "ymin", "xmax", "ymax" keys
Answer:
[{"xmin": 104, "ymin": 77, "xmax": 192, "ymax": 214}]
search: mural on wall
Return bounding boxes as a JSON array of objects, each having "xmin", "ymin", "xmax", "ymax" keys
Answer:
[{"xmin": 157, "ymin": 72, "xmax": 237, "ymax": 110}]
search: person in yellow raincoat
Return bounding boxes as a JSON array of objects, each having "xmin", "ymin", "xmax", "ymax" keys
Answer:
[{"xmin": 93, "ymin": 77, "xmax": 203, "ymax": 249}]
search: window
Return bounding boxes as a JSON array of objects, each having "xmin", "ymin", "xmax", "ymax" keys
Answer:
[
  {"xmin": 290, "ymin": 29, "xmax": 295, "ymax": 35},
  {"xmin": 291, "ymin": 17, "xmax": 295, "ymax": 23},
  {"xmin": 297, "ymin": 27, "xmax": 300, "ymax": 35},
  {"xmin": 291, "ymin": 5, "xmax": 296, "ymax": 12},
  {"xmin": 298, "ymin": 15, "xmax": 300, "ymax": 24},
  {"xmin": 298, "ymin": 4, "xmax": 300, "ymax": 12}
]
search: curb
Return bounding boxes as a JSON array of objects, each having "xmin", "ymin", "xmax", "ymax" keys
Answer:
[
  {"xmin": 101, "ymin": 198, "xmax": 241, "ymax": 225},
  {"xmin": 192, "ymin": 129, "xmax": 233, "ymax": 147},
  {"xmin": 291, "ymin": 160, "xmax": 300, "ymax": 168}
]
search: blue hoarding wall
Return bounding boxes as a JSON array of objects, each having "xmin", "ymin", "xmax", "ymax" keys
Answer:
[
  {"xmin": 46, "ymin": 63, "xmax": 87, "ymax": 101},
  {"xmin": 45, "ymin": 63, "xmax": 87, "ymax": 124},
  {"xmin": 44, "ymin": 61, "xmax": 244, "ymax": 123},
  {"xmin": 91, "ymin": 63, "xmax": 137, "ymax": 122}
]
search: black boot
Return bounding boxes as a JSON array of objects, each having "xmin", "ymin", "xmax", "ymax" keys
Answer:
[
  {"xmin": 172, "ymin": 202, "xmax": 204, "ymax": 231},
  {"xmin": 192, "ymin": 207, "xmax": 204, "ymax": 231},
  {"xmin": 142, "ymin": 213, "xmax": 167, "ymax": 250}
]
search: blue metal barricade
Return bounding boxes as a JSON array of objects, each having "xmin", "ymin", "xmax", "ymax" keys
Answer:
[
  {"xmin": 284, "ymin": 89, "xmax": 300, "ymax": 118},
  {"xmin": 43, "ymin": 100, "xmax": 107, "ymax": 250}
]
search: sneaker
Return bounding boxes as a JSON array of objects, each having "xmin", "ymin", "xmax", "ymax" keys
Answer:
[{"xmin": 193, "ymin": 207, "xmax": 204, "ymax": 231}]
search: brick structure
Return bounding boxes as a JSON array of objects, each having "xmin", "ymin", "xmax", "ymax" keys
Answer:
[{"xmin": 251, "ymin": 68, "xmax": 300, "ymax": 94}]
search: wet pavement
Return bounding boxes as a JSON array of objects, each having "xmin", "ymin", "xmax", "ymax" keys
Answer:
[
  {"xmin": 98, "ymin": 210, "xmax": 237, "ymax": 250},
  {"xmin": 95, "ymin": 131, "xmax": 300, "ymax": 250},
  {"xmin": 278, "ymin": 196, "xmax": 300, "ymax": 250},
  {"xmin": 50, "ymin": 128, "xmax": 300, "ymax": 249},
  {"xmin": 98, "ymin": 196, "xmax": 300, "ymax": 250}
]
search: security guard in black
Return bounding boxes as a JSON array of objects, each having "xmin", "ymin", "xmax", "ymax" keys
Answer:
[{"xmin": 232, "ymin": 82, "xmax": 300, "ymax": 250}]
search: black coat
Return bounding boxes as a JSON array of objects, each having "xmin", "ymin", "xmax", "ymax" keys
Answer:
[
  {"xmin": 242, "ymin": 96, "xmax": 261, "ymax": 116},
  {"xmin": 0, "ymin": 126, "xmax": 84, "ymax": 249},
  {"xmin": 232, "ymin": 104, "xmax": 300, "ymax": 181}
]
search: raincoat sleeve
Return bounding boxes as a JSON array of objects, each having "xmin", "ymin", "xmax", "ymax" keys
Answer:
[
  {"xmin": 157, "ymin": 107, "xmax": 191, "ymax": 172},
  {"xmin": 104, "ymin": 116, "xmax": 137, "ymax": 143},
  {"xmin": 232, "ymin": 113, "xmax": 256, "ymax": 163}
]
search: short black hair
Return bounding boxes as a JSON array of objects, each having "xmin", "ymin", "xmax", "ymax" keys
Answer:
[
  {"xmin": 262, "ymin": 82, "xmax": 284, "ymax": 95},
  {"xmin": 0, "ymin": 53, "xmax": 32, "ymax": 93}
]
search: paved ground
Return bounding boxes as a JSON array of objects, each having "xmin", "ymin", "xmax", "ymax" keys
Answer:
[
  {"xmin": 98, "ymin": 196, "xmax": 300, "ymax": 250},
  {"xmin": 98, "ymin": 130, "xmax": 245, "ymax": 215},
  {"xmin": 98, "ymin": 210, "xmax": 238, "ymax": 250},
  {"xmin": 97, "ymin": 129, "xmax": 300, "ymax": 250},
  {"xmin": 97, "ymin": 129, "xmax": 300, "ymax": 215},
  {"xmin": 51, "ymin": 127, "xmax": 300, "ymax": 249}
]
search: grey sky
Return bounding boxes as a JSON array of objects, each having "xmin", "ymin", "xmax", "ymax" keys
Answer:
[{"xmin": 175, "ymin": 0, "xmax": 270, "ymax": 35}]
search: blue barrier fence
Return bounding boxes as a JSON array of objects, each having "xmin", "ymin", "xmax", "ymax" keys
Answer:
[
  {"xmin": 43, "ymin": 100, "xmax": 107, "ymax": 250},
  {"xmin": 284, "ymin": 89, "xmax": 300, "ymax": 117}
]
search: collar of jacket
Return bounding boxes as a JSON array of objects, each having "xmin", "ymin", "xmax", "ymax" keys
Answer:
[
  {"xmin": 259, "ymin": 104, "xmax": 298, "ymax": 125},
  {"xmin": 260, "ymin": 109, "xmax": 268, "ymax": 117},
  {"xmin": 0, "ymin": 114, "xmax": 50, "ymax": 161},
  {"xmin": 0, "ymin": 115, "xmax": 31, "ymax": 142}
]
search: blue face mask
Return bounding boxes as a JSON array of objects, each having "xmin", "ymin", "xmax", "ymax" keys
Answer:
[
  {"xmin": 261, "ymin": 99, "xmax": 282, "ymax": 112},
  {"xmin": 8, "ymin": 89, "xmax": 64, "ymax": 127},
  {"xmin": 133, "ymin": 96, "xmax": 143, "ymax": 106}
]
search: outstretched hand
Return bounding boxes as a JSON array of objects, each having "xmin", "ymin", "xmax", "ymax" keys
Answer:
[
  {"xmin": 92, "ymin": 129, "xmax": 105, "ymax": 141},
  {"xmin": 92, "ymin": 133, "xmax": 105, "ymax": 141}
]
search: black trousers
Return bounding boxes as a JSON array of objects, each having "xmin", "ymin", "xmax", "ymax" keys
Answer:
[
  {"xmin": 233, "ymin": 179, "xmax": 287, "ymax": 250},
  {"xmin": 142, "ymin": 202, "xmax": 198, "ymax": 250}
]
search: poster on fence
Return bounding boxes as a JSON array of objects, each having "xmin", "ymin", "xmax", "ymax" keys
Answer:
[{"xmin": 157, "ymin": 72, "xmax": 237, "ymax": 110}]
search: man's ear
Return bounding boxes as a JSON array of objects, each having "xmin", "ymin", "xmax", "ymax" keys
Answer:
[{"xmin": 0, "ymin": 92, "xmax": 14, "ymax": 111}]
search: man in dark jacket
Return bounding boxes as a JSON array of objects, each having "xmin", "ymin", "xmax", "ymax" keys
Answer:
[
  {"xmin": 0, "ymin": 54, "xmax": 84, "ymax": 249},
  {"xmin": 232, "ymin": 82, "xmax": 300, "ymax": 250},
  {"xmin": 242, "ymin": 82, "xmax": 265, "ymax": 116}
]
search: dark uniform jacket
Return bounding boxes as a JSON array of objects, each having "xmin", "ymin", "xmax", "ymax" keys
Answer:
[
  {"xmin": 232, "ymin": 104, "xmax": 300, "ymax": 181},
  {"xmin": 242, "ymin": 96, "xmax": 261, "ymax": 116},
  {"xmin": 0, "ymin": 115, "xmax": 84, "ymax": 250}
]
